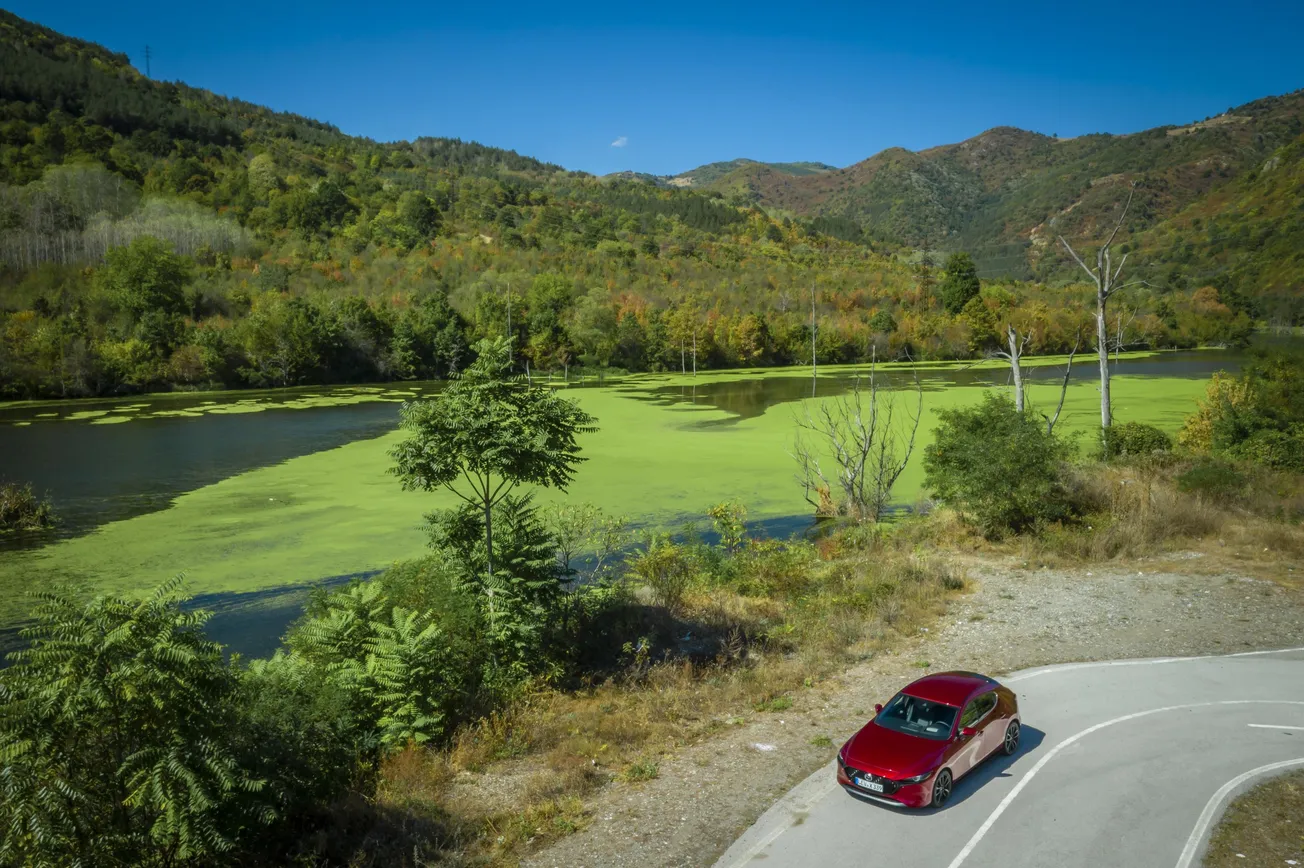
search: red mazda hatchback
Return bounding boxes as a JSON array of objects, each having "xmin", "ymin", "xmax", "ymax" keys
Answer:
[{"xmin": 836, "ymin": 671, "xmax": 1020, "ymax": 809}]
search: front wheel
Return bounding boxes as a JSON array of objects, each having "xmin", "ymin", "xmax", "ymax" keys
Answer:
[
  {"xmin": 931, "ymin": 768, "xmax": 953, "ymax": 809},
  {"xmin": 1002, "ymin": 720, "xmax": 1021, "ymax": 756}
]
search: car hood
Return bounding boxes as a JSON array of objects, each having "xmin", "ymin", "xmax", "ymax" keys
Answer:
[{"xmin": 843, "ymin": 721, "xmax": 947, "ymax": 778}]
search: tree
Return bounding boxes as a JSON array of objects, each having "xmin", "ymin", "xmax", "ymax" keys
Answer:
[
  {"xmin": 992, "ymin": 324, "xmax": 1032, "ymax": 413},
  {"xmin": 95, "ymin": 235, "xmax": 191, "ymax": 319},
  {"xmin": 1059, "ymin": 186, "xmax": 1144, "ymax": 435},
  {"xmin": 0, "ymin": 581, "xmax": 269, "ymax": 867},
  {"xmin": 790, "ymin": 359, "xmax": 922, "ymax": 522},
  {"xmin": 395, "ymin": 190, "xmax": 439, "ymax": 248},
  {"xmin": 940, "ymin": 252, "xmax": 980, "ymax": 314},
  {"xmin": 390, "ymin": 337, "xmax": 597, "ymax": 577},
  {"xmin": 923, "ymin": 392, "xmax": 1075, "ymax": 536}
]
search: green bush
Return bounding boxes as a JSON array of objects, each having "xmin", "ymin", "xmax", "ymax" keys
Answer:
[
  {"xmin": 629, "ymin": 534, "xmax": 698, "ymax": 612},
  {"xmin": 923, "ymin": 392, "xmax": 1076, "ymax": 537},
  {"xmin": 1176, "ymin": 458, "xmax": 1247, "ymax": 499},
  {"xmin": 1182, "ymin": 349, "xmax": 1304, "ymax": 471},
  {"xmin": 1101, "ymin": 422, "xmax": 1173, "ymax": 459},
  {"xmin": 0, "ymin": 582, "xmax": 271, "ymax": 867}
]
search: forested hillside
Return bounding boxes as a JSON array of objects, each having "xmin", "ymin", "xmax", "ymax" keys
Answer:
[
  {"xmin": 0, "ymin": 10, "xmax": 1264, "ymax": 399},
  {"xmin": 680, "ymin": 94, "xmax": 1304, "ymax": 312}
]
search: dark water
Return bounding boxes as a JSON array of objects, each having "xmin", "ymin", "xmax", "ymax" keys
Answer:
[
  {"xmin": 0, "ymin": 401, "xmax": 404, "ymax": 550},
  {"xmin": 627, "ymin": 348, "xmax": 1250, "ymax": 422}
]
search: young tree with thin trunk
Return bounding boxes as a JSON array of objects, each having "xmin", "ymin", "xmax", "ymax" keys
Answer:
[
  {"xmin": 390, "ymin": 337, "xmax": 597, "ymax": 577},
  {"xmin": 1041, "ymin": 334, "xmax": 1081, "ymax": 436},
  {"xmin": 1058, "ymin": 186, "xmax": 1146, "ymax": 437}
]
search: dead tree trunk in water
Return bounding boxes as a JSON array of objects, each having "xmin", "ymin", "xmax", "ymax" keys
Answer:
[
  {"xmin": 993, "ymin": 325, "xmax": 1032, "ymax": 413},
  {"xmin": 1059, "ymin": 185, "xmax": 1144, "ymax": 440},
  {"xmin": 810, "ymin": 284, "xmax": 818, "ymax": 397}
]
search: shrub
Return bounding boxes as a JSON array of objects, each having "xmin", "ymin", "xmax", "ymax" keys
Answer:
[
  {"xmin": 629, "ymin": 535, "xmax": 698, "ymax": 612},
  {"xmin": 1101, "ymin": 422, "xmax": 1173, "ymax": 459},
  {"xmin": 706, "ymin": 500, "xmax": 749, "ymax": 554},
  {"xmin": 287, "ymin": 581, "xmax": 478, "ymax": 750},
  {"xmin": 0, "ymin": 481, "xmax": 56, "ymax": 531},
  {"xmin": 1180, "ymin": 349, "xmax": 1304, "ymax": 471},
  {"xmin": 923, "ymin": 392, "xmax": 1075, "ymax": 537},
  {"xmin": 1177, "ymin": 458, "xmax": 1247, "ymax": 500},
  {"xmin": 0, "ymin": 582, "xmax": 270, "ymax": 867}
]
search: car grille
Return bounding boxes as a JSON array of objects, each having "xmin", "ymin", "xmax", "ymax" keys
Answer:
[{"xmin": 843, "ymin": 765, "xmax": 902, "ymax": 795}]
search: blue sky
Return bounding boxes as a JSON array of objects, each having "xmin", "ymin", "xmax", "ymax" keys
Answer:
[{"xmin": 12, "ymin": 1, "xmax": 1304, "ymax": 175}]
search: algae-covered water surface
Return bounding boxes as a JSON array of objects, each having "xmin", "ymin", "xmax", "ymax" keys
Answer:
[{"xmin": 0, "ymin": 350, "xmax": 1239, "ymax": 653}]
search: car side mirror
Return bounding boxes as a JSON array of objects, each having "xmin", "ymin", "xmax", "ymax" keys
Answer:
[
  {"xmin": 874, "ymin": 703, "xmax": 883, "ymax": 714},
  {"xmin": 959, "ymin": 726, "xmax": 977, "ymax": 739}
]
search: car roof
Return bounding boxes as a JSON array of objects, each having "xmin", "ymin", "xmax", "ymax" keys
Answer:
[{"xmin": 900, "ymin": 671, "xmax": 997, "ymax": 706}]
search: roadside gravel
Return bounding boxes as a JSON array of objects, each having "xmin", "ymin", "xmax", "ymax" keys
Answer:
[{"xmin": 522, "ymin": 554, "xmax": 1304, "ymax": 868}]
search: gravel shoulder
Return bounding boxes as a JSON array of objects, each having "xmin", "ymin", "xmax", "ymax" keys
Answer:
[{"xmin": 523, "ymin": 553, "xmax": 1304, "ymax": 868}]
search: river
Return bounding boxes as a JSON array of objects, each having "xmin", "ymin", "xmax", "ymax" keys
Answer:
[{"xmin": 0, "ymin": 348, "xmax": 1250, "ymax": 657}]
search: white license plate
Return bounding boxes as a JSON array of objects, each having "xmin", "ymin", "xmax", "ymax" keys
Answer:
[{"xmin": 856, "ymin": 777, "xmax": 884, "ymax": 793}]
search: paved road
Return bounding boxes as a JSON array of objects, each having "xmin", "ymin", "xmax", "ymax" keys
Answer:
[{"xmin": 714, "ymin": 648, "xmax": 1304, "ymax": 868}]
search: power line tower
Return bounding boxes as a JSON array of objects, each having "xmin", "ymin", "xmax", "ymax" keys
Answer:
[{"xmin": 144, "ymin": 45, "xmax": 152, "ymax": 78}]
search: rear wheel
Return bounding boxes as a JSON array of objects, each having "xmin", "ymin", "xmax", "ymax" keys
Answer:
[
  {"xmin": 1002, "ymin": 720, "xmax": 1021, "ymax": 756},
  {"xmin": 931, "ymin": 768, "xmax": 953, "ymax": 809}
]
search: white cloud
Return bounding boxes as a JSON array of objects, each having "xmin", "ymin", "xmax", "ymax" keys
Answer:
[{"xmin": 610, "ymin": 136, "xmax": 628, "ymax": 148}]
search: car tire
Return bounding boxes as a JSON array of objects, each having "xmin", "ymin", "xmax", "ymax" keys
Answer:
[
  {"xmin": 931, "ymin": 768, "xmax": 953, "ymax": 809},
  {"xmin": 1002, "ymin": 720, "xmax": 1021, "ymax": 757}
]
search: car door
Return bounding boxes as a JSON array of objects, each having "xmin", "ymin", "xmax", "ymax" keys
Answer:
[
  {"xmin": 972, "ymin": 691, "xmax": 1003, "ymax": 759},
  {"xmin": 952, "ymin": 692, "xmax": 998, "ymax": 778}
]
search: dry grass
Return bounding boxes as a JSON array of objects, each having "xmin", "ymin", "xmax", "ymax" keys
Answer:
[
  {"xmin": 359, "ymin": 541, "xmax": 966, "ymax": 867},
  {"xmin": 1203, "ymin": 769, "xmax": 1304, "ymax": 868},
  {"xmin": 1012, "ymin": 462, "xmax": 1304, "ymax": 568}
]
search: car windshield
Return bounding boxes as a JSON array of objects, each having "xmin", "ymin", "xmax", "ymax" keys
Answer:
[{"xmin": 874, "ymin": 692, "xmax": 959, "ymax": 741}]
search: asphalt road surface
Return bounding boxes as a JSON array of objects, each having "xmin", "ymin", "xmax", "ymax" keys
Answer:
[{"xmin": 714, "ymin": 647, "xmax": 1304, "ymax": 868}]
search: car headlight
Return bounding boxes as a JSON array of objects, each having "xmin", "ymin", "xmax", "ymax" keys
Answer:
[{"xmin": 900, "ymin": 771, "xmax": 932, "ymax": 784}]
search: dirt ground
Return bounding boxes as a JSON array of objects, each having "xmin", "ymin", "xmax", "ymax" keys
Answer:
[{"xmin": 521, "ymin": 552, "xmax": 1304, "ymax": 868}]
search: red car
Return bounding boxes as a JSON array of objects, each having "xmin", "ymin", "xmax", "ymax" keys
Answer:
[{"xmin": 836, "ymin": 671, "xmax": 1020, "ymax": 809}]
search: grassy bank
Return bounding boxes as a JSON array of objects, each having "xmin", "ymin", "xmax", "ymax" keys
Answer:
[
  {"xmin": 309, "ymin": 529, "xmax": 966, "ymax": 866},
  {"xmin": 1203, "ymin": 769, "xmax": 1304, "ymax": 868}
]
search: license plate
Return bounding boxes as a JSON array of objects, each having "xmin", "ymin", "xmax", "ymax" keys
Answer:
[{"xmin": 856, "ymin": 777, "xmax": 884, "ymax": 793}]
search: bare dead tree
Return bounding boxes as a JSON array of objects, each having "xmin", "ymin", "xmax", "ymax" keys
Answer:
[
  {"xmin": 991, "ymin": 324, "xmax": 1033, "ymax": 413},
  {"xmin": 790, "ymin": 355, "xmax": 923, "ymax": 523},
  {"xmin": 1058, "ymin": 185, "xmax": 1148, "ymax": 436},
  {"xmin": 1040, "ymin": 333, "xmax": 1081, "ymax": 436},
  {"xmin": 1111, "ymin": 305, "xmax": 1138, "ymax": 366},
  {"xmin": 810, "ymin": 283, "xmax": 818, "ymax": 397}
]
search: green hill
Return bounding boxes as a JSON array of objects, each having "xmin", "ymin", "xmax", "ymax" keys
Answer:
[
  {"xmin": 0, "ymin": 10, "xmax": 1273, "ymax": 399},
  {"xmin": 684, "ymin": 96, "xmax": 1304, "ymax": 308}
]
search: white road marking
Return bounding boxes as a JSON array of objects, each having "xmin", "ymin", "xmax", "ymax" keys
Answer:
[
  {"xmin": 1247, "ymin": 723, "xmax": 1304, "ymax": 731},
  {"xmin": 714, "ymin": 762, "xmax": 839, "ymax": 868},
  {"xmin": 1173, "ymin": 757, "xmax": 1304, "ymax": 868},
  {"xmin": 944, "ymin": 701, "xmax": 1304, "ymax": 868},
  {"xmin": 1004, "ymin": 646, "xmax": 1304, "ymax": 683}
]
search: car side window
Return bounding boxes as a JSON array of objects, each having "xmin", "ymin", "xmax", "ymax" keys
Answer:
[{"xmin": 960, "ymin": 692, "xmax": 997, "ymax": 728}]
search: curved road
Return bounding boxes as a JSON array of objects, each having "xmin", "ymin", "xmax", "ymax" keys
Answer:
[{"xmin": 715, "ymin": 648, "xmax": 1304, "ymax": 868}]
